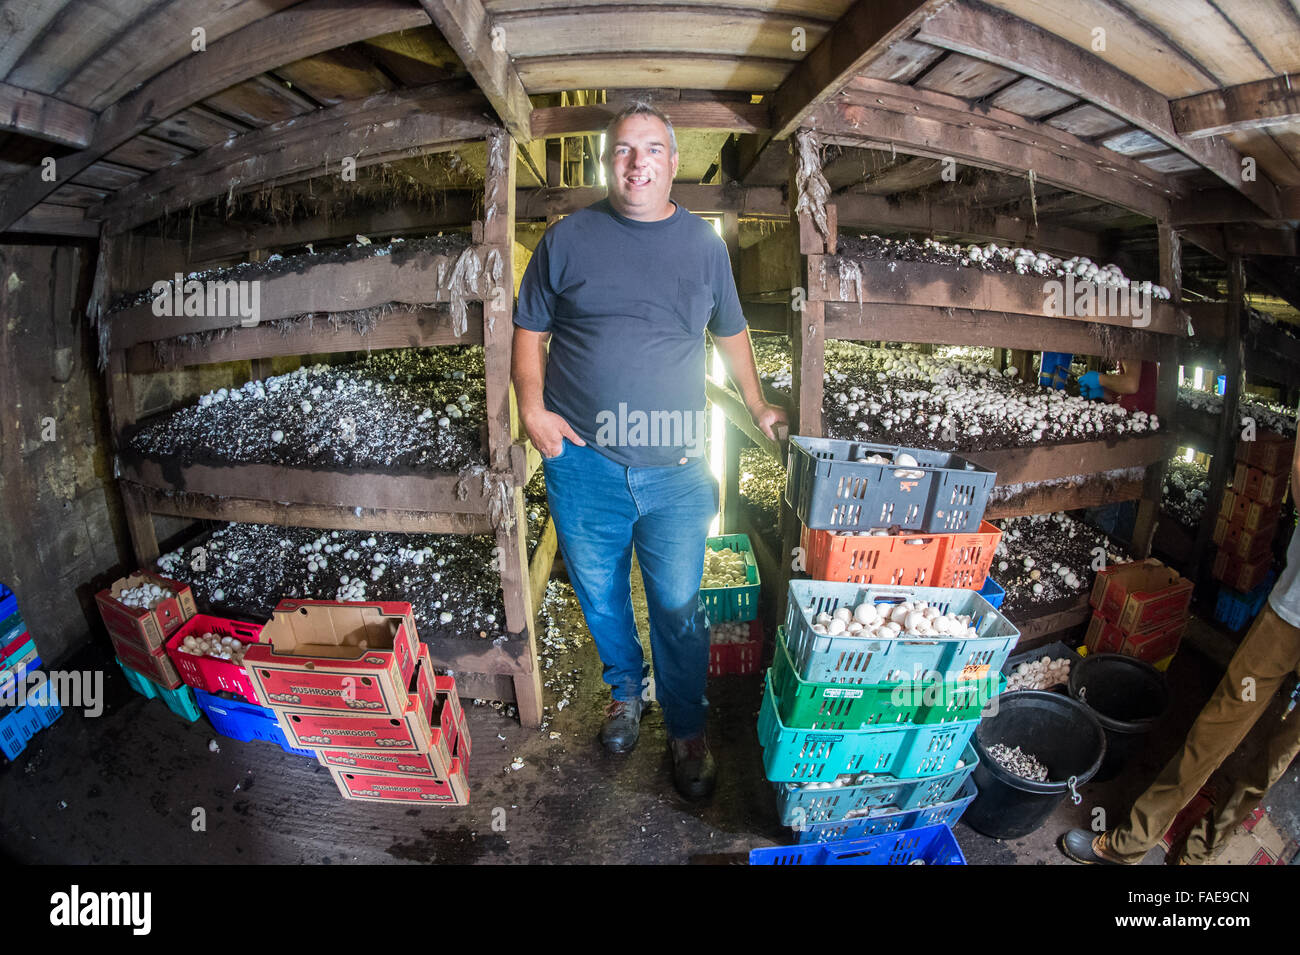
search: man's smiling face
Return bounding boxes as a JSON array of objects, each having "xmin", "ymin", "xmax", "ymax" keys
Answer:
[{"xmin": 604, "ymin": 113, "xmax": 679, "ymax": 221}]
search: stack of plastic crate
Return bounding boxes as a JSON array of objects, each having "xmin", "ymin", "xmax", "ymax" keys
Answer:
[
  {"xmin": 0, "ymin": 581, "xmax": 64, "ymax": 760},
  {"xmin": 765, "ymin": 437, "xmax": 1013, "ymax": 845}
]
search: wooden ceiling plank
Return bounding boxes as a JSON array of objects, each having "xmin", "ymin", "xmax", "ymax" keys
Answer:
[
  {"xmin": 1210, "ymin": 0, "xmax": 1300, "ymax": 75},
  {"xmin": 859, "ymin": 38, "xmax": 945, "ymax": 83},
  {"xmin": 94, "ymin": 85, "xmax": 494, "ymax": 234},
  {"xmin": 148, "ymin": 105, "xmax": 247, "ymax": 152},
  {"xmin": 103, "ymin": 133, "xmax": 194, "ymax": 172},
  {"xmin": 0, "ymin": 0, "xmax": 71, "ymax": 78},
  {"xmin": 914, "ymin": 1, "xmax": 1283, "ymax": 216},
  {"xmin": 913, "ymin": 51, "xmax": 1019, "ymax": 98},
  {"xmin": 1172, "ymin": 74, "xmax": 1300, "ymax": 139},
  {"xmin": 518, "ymin": 54, "xmax": 790, "ymax": 93},
  {"xmin": 1225, "ymin": 126, "xmax": 1300, "ymax": 186},
  {"xmin": 0, "ymin": 0, "xmax": 431, "ymax": 232},
  {"xmin": 1045, "ymin": 102, "xmax": 1130, "ymax": 138},
  {"xmin": 273, "ymin": 48, "xmax": 397, "ymax": 107},
  {"xmin": 202, "ymin": 79, "xmax": 313, "ymax": 128},
  {"xmin": 767, "ymin": 0, "xmax": 947, "ymax": 140},
  {"xmin": 988, "ymin": 76, "xmax": 1078, "ymax": 118},
  {"xmin": 8, "ymin": 201, "xmax": 98, "ymax": 237},
  {"xmin": 6, "ymin": 0, "xmax": 154, "ymax": 96},
  {"xmin": 0, "ymin": 81, "xmax": 95, "ymax": 147},
  {"xmin": 530, "ymin": 95, "xmax": 769, "ymax": 137},
  {"xmin": 485, "ymin": 0, "xmax": 853, "ymax": 13},
  {"xmin": 979, "ymin": 0, "xmax": 1218, "ymax": 97},
  {"xmin": 1119, "ymin": 0, "xmax": 1273, "ymax": 87}
]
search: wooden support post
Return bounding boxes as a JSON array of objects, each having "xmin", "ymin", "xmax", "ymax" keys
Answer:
[
  {"xmin": 1191, "ymin": 253, "xmax": 1244, "ymax": 584},
  {"xmin": 481, "ymin": 128, "xmax": 542, "ymax": 727},
  {"xmin": 1132, "ymin": 224, "xmax": 1181, "ymax": 558}
]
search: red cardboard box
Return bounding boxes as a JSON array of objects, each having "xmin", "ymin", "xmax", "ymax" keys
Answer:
[
  {"xmin": 1238, "ymin": 433, "xmax": 1295, "ymax": 475},
  {"xmin": 244, "ymin": 600, "xmax": 418, "ymax": 715},
  {"xmin": 95, "ymin": 572, "xmax": 197, "ymax": 651},
  {"xmin": 1121, "ymin": 620, "xmax": 1186, "ymax": 664},
  {"xmin": 1085, "ymin": 613, "xmax": 1123, "ymax": 655},
  {"xmin": 1219, "ymin": 488, "xmax": 1239, "ymax": 522},
  {"xmin": 274, "ymin": 691, "xmax": 434, "ymax": 752},
  {"xmin": 1222, "ymin": 521, "xmax": 1274, "ymax": 562},
  {"xmin": 330, "ymin": 758, "xmax": 469, "ymax": 805},
  {"xmin": 1241, "ymin": 501, "xmax": 1281, "ymax": 534},
  {"xmin": 1090, "ymin": 559, "xmax": 1193, "ymax": 636},
  {"xmin": 110, "ymin": 630, "xmax": 182, "ymax": 688},
  {"xmin": 1213, "ymin": 551, "xmax": 1274, "ymax": 593},
  {"xmin": 1258, "ymin": 471, "xmax": 1290, "ymax": 508},
  {"xmin": 437, "ymin": 674, "xmax": 470, "ymax": 762}
]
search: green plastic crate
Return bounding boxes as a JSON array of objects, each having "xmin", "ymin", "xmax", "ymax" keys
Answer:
[
  {"xmin": 700, "ymin": 534, "xmax": 760, "ymax": 623},
  {"xmin": 758, "ymin": 671, "xmax": 979, "ymax": 783},
  {"xmin": 116, "ymin": 657, "xmax": 201, "ymax": 722},
  {"xmin": 771, "ymin": 626, "xmax": 1003, "ymax": 729}
]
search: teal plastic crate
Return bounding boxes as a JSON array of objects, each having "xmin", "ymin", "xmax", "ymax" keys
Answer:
[
  {"xmin": 700, "ymin": 534, "xmax": 760, "ymax": 623},
  {"xmin": 751, "ymin": 823, "xmax": 967, "ymax": 865},
  {"xmin": 794, "ymin": 778, "xmax": 977, "ymax": 844},
  {"xmin": 758, "ymin": 671, "xmax": 979, "ymax": 783},
  {"xmin": 783, "ymin": 580, "xmax": 1019, "ymax": 684},
  {"xmin": 116, "ymin": 658, "xmax": 201, "ymax": 722},
  {"xmin": 774, "ymin": 741, "xmax": 978, "ymax": 827}
]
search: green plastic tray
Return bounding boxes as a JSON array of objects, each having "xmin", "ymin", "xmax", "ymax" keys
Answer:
[
  {"xmin": 700, "ymin": 534, "xmax": 760, "ymax": 623},
  {"xmin": 116, "ymin": 657, "xmax": 201, "ymax": 722},
  {"xmin": 771, "ymin": 626, "xmax": 1003, "ymax": 729}
]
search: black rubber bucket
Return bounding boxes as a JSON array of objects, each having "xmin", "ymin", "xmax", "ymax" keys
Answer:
[
  {"xmin": 964, "ymin": 691, "xmax": 1107, "ymax": 840},
  {"xmin": 1069, "ymin": 653, "xmax": 1169, "ymax": 783}
]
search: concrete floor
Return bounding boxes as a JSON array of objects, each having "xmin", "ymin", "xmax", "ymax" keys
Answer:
[{"xmin": 3, "ymin": 584, "xmax": 1298, "ymax": 865}]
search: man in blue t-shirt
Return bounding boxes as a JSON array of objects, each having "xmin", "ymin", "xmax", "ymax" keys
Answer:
[{"xmin": 512, "ymin": 103, "xmax": 786, "ymax": 799}]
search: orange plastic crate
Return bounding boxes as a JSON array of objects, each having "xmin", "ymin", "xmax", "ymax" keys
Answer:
[
  {"xmin": 933, "ymin": 521, "xmax": 1002, "ymax": 589},
  {"xmin": 800, "ymin": 525, "xmax": 944, "ymax": 586}
]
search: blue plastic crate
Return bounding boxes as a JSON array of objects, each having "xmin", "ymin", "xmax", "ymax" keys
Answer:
[
  {"xmin": 1214, "ymin": 570, "xmax": 1278, "ymax": 631},
  {"xmin": 0, "ymin": 610, "xmax": 24, "ymax": 649},
  {"xmin": 0, "ymin": 582, "xmax": 16, "ymax": 623},
  {"xmin": 977, "ymin": 576, "xmax": 1005, "ymax": 610},
  {"xmin": 0, "ymin": 653, "xmax": 42, "ymax": 705},
  {"xmin": 750, "ymin": 822, "xmax": 967, "ymax": 865},
  {"xmin": 758, "ymin": 671, "xmax": 980, "ymax": 782},
  {"xmin": 0, "ymin": 699, "xmax": 46, "ymax": 760},
  {"xmin": 784, "ymin": 580, "xmax": 1020, "ymax": 684},
  {"xmin": 193, "ymin": 687, "xmax": 315, "ymax": 757},
  {"xmin": 116, "ymin": 658, "xmax": 201, "ymax": 722},
  {"xmin": 774, "ymin": 742, "xmax": 978, "ymax": 826},
  {"xmin": 795, "ymin": 778, "xmax": 977, "ymax": 844}
]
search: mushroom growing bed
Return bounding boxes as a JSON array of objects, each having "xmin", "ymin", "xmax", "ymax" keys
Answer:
[
  {"xmin": 1162, "ymin": 457, "xmax": 1210, "ymax": 531},
  {"xmin": 128, "ymin": 346, "xmax": 487, "ymax": 471},
  {"xmin": 990, "ymin": 512, "xmax": 1132, "ymax": 623},
  {"xmin": 1177, "ymin": 386, "xmax": 1297, "ymax": 437},
  {"xmin": 738, "ymin": 446, "xmax": 783, "ymax": 555},
  {"xmin": 753, "ymin": 337, "xmax": 1159, "ymax": 452},
  {"xmin": 155, "ymin": 520, "xmax": 522, "ymax": 643}
]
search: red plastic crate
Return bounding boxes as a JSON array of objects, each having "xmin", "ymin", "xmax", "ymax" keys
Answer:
[
  {"xmin": 164, "ymin": 614, "xmax": 266, "ymax": 703},
  {"xmin": 801, "ymin": 525, "xmax": 943, "ymax": 586},
  {"xmin": 708, "ymin": 619, "xmax": 764, "ymax": 676}
]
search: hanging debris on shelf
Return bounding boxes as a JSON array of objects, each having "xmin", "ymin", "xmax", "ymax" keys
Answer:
[
  {"xmin": 794, "ymin": 128, "xmax": 832, "ymax": 246},
  {"xmin": 484, "ymin": 131, "xmax": 508, "ymax": 225},
  {"xmin": 457, "ymin": 464, "xmax": 516, "ymax": 532}
]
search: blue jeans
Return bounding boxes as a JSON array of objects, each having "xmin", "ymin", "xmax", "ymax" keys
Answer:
[{"xmin": 542, "ymin": 438, "xmax": 718, "ymax": 739}]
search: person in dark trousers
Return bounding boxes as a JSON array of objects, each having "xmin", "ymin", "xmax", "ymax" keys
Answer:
[
  {"xmin": 511, "ymin": 102, "xmax": 786, "ymax": 799},
  {"xmin": 1061, "ymin": 427, "xmax": 1300, "ymax": 864}
]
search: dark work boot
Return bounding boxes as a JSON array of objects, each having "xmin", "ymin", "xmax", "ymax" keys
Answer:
[
  {"xmin": 1059, "ymin": 829, "xmax": 1131, "ymax": 865},
  {"xmin": 669, "ymin": 733, "xmax": 717, "ymax": 800},
  {"xmin": 600, "ymin": 697, "xmax": 644, "ymax": 754}
]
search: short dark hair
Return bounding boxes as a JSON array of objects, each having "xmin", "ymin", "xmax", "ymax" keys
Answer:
[{"xmin": 602, "ymin": 101, "xmax": 678, "ymax": 160}]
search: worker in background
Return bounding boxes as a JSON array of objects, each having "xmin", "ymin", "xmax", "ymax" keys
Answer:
[
  {"xmin": 511, "ymin": 102, "xmax": 787, "ymax": 800},
  {"xmin": 1061, "ymin": 427, "xmax": 1300, "ymax": 864},
  {"xmin": 1080, "ymin": 359, "xmax": 1158, "ymax": 541}
]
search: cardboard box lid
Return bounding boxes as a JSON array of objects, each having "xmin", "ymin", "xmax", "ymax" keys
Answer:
[{"xmin": 256, "ymin": 600, "xmax": 412, "ymax": 663}]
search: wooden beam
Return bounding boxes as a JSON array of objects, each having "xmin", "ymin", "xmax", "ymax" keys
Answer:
[
  {"xmin": 824, "ymin": 303, "xmax": 1168, "ymax": 360},
  {"xmin": 767, "ymin": 0, "xmax": 944, "ymax": 141},
  {"xmin": 706, "ymin": 378, "xmax": 781, "ymax": 463},
  {"xmin": 0, "ymin": 82, "xmax": 95, "ymax": 148},
  {"xmin": 6, "ymin": 203, "xmax": 98, "ymax": 238},
  {"xmin": 1172, "ymin": 74, "xmax": 1300, "ymax": 139},
  {"xmin": 962, "ymin": 434, "xmax": 1176, "ymax": 486},
  {"xmin": 1008, "ymin": 596, "xmax": 1091, "ymax": 648},
  {"xmin": 834, "ymin": 192, "xmax": 1107, "ymax": 260},
  {"xmin": 515, "ymin": 183, "xmax": 787, "ymax": 220},
  {"xmin": 1171, "ymin": 187, "xmax": 1300, "ymax": 225},
  {"xmin": 418, "ymin": 0, "xmax": 542, "ymax": 186},
  {"xmin": 914, "ymin": 1, "xmax": 1283, "ymax": 219},
  {"xmin": 108, "ymin": 251, "xmax": 486, "ymax": 349},
  {"xmin": 95, "ymin": 85, "xmax": 492, "ymax": 234},
  {"xmin": 130, "ymin": 481, "xmax": 495, "ymax": 535},
  {"xmin": 530, "ymin": 96, "xmax": 768, "ymax": 138},
  {"xmin": 123, "ymin": 307, "xmax": 480, "ymax": 373},
  {"xmin": 811, "ymin": 83, "xmax": 1174, "ymax": 221},
  {"xmin": 810, "ymin": 257, "xmax": 1187, "ymax": 335},
  {"xmin": 0, "ymin": 0, "xmax": 432, "ymax": 233},
  {"xmin": 984, "ymin": 475, "xmax": 1145, "ymax": 520}
]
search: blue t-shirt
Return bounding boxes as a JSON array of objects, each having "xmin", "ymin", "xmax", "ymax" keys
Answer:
[{"xmin": 514, "ymin": 197, "xmax": 747, "ymax": 467}]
